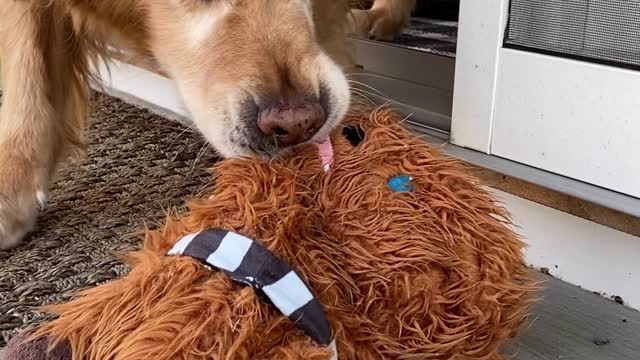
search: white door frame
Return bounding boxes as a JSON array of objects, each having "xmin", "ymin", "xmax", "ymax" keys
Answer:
[
  {"xmin": 451, "ymin": 0, "xmax": 510, "ymax": 153},
  {"xmin": 451, "ymin": 0, "xmax": 640, "ymax": 198}
]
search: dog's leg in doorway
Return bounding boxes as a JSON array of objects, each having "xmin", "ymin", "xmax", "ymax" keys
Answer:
[
  {"xmin": 350, "ymin": 0, "xmax": 416, "ymax": 41},
  {"xmin": 0, "ymin": 2, "xmax": 90, "ymax": 248}
]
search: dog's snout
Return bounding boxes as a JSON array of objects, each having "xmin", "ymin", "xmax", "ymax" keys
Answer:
[{"xmin": 258, "ymin": 98, "xmax": 325, "ymax": 147}]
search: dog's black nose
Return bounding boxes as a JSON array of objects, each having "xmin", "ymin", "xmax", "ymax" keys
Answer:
[{"xmin": 258, "ymin": 97, "xmax": 325, "ymax": 147}]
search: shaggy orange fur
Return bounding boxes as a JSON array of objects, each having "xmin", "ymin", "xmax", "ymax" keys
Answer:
[{"xmin": 26, "ymin": 109, "xmax": 536, "ymax": 360}]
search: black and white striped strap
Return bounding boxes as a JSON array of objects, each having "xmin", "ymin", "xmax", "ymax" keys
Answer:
[{"xmin": 168, "ymin": 229, "xmax": 337, "ymax": 358}]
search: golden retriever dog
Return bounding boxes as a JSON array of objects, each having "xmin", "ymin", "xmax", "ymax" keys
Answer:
[{"xmin": 0, "ymin": 0, "xmax": 414, "ymax": 249}]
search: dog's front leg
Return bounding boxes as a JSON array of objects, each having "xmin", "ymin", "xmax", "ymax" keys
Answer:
[
  {"xmin": 0, "ymin": 3, "xmax": 89, "ymax": 249},
  {"xmin": 350, "ymin": 0, "xmax": 416, "ymax": 41}
]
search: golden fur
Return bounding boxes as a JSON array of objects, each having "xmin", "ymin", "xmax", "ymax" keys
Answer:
[
  {"xmin": 0, "ymin": 0, "xmax": 416, "ymax": 248},
  {"xmin": 0, "ymin": 0, "xmax": 356, "ymax": 248},
  {"xmin": 350, "ymin": 0, "xmax": 417, "ymax": 40},
  {"xmin": 28, "ymin": 109, "xmax": 536, "ymax": 360}
]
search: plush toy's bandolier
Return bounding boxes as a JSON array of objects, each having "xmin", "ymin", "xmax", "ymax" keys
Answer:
[{"xmin": 168, "ymin": 228, "xmax": 337, "ymax": 356}]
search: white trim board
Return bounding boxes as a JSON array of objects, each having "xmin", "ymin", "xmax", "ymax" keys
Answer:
[
  {"xmin": 491, "ymin": 189, "xmax": 640, "ymax": 310},
  {"xmin": 92, "ymin": 60, "xmax": 191, "ymax": 126},
  {"xmin": 450, "ymin": 0, "xmax": 510, "ymax": 152},
  {"xmin": 92, "ymin": 61, "xmax": 640, "ymax": 311}
]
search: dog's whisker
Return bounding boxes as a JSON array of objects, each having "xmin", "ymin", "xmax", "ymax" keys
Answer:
[
  {"xmin": 350, "ymin": 96, "xmax": 376, "ymax": 108},
  {"xmin": 190, "ymin": 142, "xmax": 210, "ymax": 176},
  {"xmin": 347, "ymin": 80, "xmax": 385, "ymax": 97},
  {"xmin": 170, "ymin": 144, "xmax": 190, "ymax": 162},
  {"xmin": 169, "ymin": 123, "xmax": 198, "ymax": 146},
  {"xmin": 349, "ymin": 88, "xmax": 378, "ymax": 106},
  {"xmin": 349, "ymin": 85, "xmax": 386, "ymax": 99},
  {"xmin": 351, "ymin": 87, "xmax": 392, "ymax": 104},
  {"xmin": 351, "ymin": 92, "xmax": 375, "ymax": 105}
]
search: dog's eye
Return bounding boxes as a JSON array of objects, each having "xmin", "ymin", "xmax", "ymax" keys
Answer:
[{"xmin": 342, "ymin": 125, "xmax": 365, "ymax": 147}]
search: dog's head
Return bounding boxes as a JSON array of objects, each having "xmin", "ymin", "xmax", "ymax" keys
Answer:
[{"xmin": 145, "ymin": 0, "xmax": 351, "ymax": 158}]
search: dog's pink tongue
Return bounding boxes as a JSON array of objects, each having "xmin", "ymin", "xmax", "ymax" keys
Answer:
[{"xmin": 314, "ymin": 136, "xmax": 333, "ymax": 172}]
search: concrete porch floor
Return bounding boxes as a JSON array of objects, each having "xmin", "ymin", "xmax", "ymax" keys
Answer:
[{"xmin": 504, "ymin": 272, "xmax": 639, "ymax": 360}]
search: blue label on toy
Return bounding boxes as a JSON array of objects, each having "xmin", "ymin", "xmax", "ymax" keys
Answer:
[{"xmin": 388, "ymin": 175, "xmax": 413, "ymax": 193}]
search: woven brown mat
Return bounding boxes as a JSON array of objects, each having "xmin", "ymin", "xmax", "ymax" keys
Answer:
[{"xmin": 0, "ymin": 93, "xmax": 217, "ymax": 346}]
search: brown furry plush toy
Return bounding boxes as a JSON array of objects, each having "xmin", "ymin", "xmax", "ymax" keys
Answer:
[{"xmin": 4, "ymin": 109, "xmax": 535, "ymax": 360}]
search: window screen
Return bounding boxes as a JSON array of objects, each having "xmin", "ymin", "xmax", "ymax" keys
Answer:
[{"xmin": 504, "ymin": 0, "xmax": 640, "ymax": 70}]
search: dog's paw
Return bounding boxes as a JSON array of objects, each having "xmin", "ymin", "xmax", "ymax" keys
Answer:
[
  {"xmin": 0, "ymin": 154, "xmax": 48, "ymax": 249},
  {"xmin": 349, "ymin": 8, "xmax": 408, "ymax": 41}
]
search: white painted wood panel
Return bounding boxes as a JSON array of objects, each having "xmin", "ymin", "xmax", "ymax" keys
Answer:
[
  {"xmin": 492, "ymin": 189, "xmax": 640, "ymax": 311},
  {"xmin": 492, "ymin": 49, "xmax": 640, "ymax": 198},
  {"xmin": 450, "ymin": 0, "xmax": 509, "ymax": 152},
  {"xmin": 93, "ymin": 60, "xmax": 190, "ymax": 119}
]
